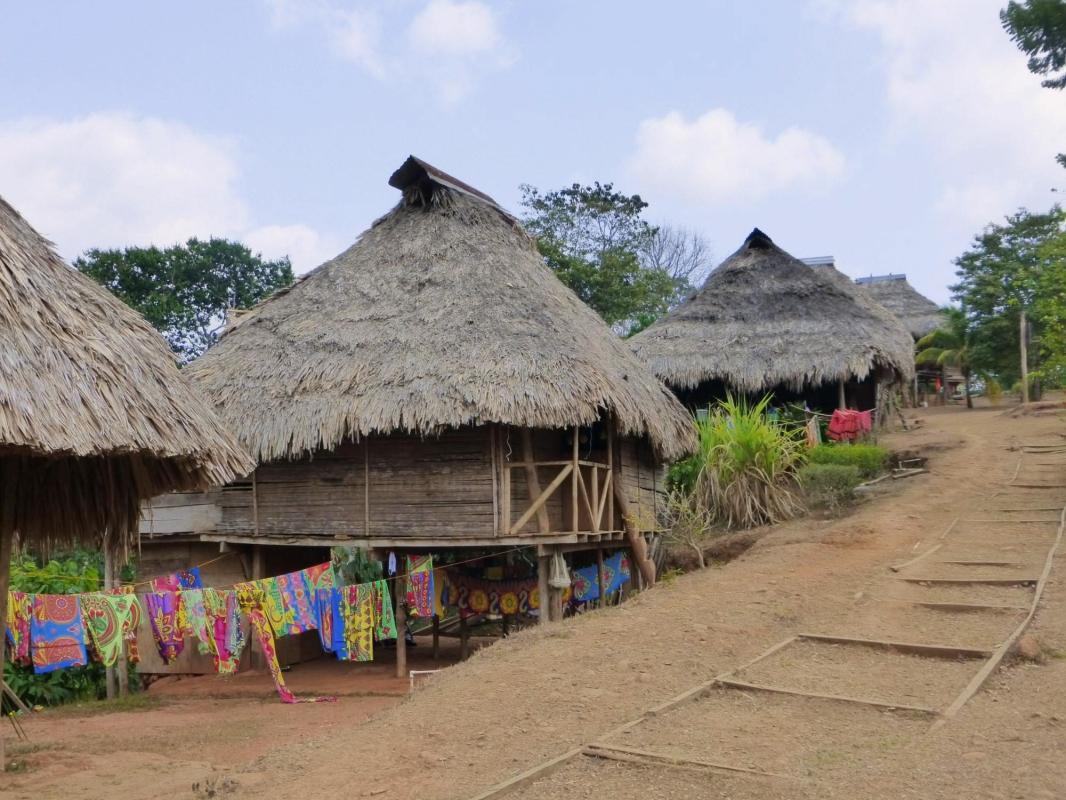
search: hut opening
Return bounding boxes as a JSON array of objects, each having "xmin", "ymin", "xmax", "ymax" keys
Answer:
[
  {"xmin": 629, "ymin": 229, "xmax": 915, "ymax": 421},
  {"xmin": 143, "ymin": 156, "xmax": 696, "ymax": 675}
]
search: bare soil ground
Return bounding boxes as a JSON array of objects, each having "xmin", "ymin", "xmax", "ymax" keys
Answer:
[{"xmin": 4, "ymin": 403, "xmax": 1066, "ymax": 800}]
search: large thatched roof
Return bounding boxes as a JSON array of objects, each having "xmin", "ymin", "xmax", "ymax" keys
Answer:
[
  {"xmin": 855, "ymin": 274, "xmax": 944, "ymax": 339},
  {"xmin": 185, "ymin": 156, "xmax": 696, "ymax": 463},
  {"xmin": 630, "ymin": 229, "xmax": 915, "ymax": 392},
  {"xmin": 0, "ymin": 197, "xmax": 253, "ymax": 547}
]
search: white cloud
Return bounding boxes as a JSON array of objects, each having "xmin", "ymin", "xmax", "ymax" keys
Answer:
[
  {"xmin": 627, "ymin": 109, "xmax": 845, "ymax": 205},
  {"xmin": 0, "ymin": 113, "xmax": 248, "ymax": 256},
  {"xmin": 261, "ymin": 0, "xmax": 512, "ymax": 104},
  {"xmin": 408, "ymin": 0, "xmax": 502, "ymax": 57},
  {"xmin": 0, "ymin": 112, "xmax": 335, "ymax": 273},
  {"xmin": 245, "ymin": 224, "xmax": 344, "ymax": 274},
  {"xmin": 816, "ymin": 0, "xmax": 1066, "ymax": 228}
]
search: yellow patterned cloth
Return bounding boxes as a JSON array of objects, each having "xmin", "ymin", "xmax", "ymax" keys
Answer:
[{"xmin": 341, "ymin": 584, "xmax": 374, "ymax": 662}]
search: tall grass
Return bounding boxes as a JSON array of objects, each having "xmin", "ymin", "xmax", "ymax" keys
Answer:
[{"xmin": 674, "ymin": 395, "xmax": 807, "ymax": 529}]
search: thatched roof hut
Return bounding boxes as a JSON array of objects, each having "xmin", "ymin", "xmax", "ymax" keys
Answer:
[
  {"xmin": 0, "ymin": 196, "xmax": 253, "ymax": 551},
  {"xmin": 855, "ymin": 274, "xmax": 944, "ymax": 339},
  {"xmin": 629, "ymin": 229, "xmax": 915, "ymax": 396},
  {"xmin": 186, "ymin": 156, "xmax": 695, "ymax": 463}
]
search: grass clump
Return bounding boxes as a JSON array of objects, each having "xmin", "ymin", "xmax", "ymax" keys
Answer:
[
  {"xmin": 799, "ymin": 463, "xmax": 863, "ymax": 512},
  {"xmin": 808, "ymin": 443, "xmax": 888, "ymax": 479},
  {"xmin": 671, "ymin": 394, "xmax": 807, "ymax": 530}
]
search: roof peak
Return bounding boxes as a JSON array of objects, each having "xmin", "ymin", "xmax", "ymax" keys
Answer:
[
  {"xmin": 388, "ymin": 155, "xmax": 504, "ymax": 210},
  {"xmin": 743, "ymin": 227, "xmax": 774, "ymax": 250}
]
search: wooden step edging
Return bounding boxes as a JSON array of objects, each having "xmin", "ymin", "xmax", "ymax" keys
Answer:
[
  {"xmin": 897, "ymin": 577, "xmax": 1039, "ymax": 587},
  {"xmin": 712, "ymin": 678, "xmax": 939, "ymax": 717},
  {"xmin": 795, "ymin": 633, "xmax": 992, "ymax": 659},
  {"xmin": 581, "ymin": 743, "xmax": 799, "ymax": 782}
]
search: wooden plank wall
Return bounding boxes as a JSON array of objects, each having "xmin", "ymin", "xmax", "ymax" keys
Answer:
[
  {"xmin": 616, "ymin": 437, "xmax": 666, "ymax": 533},
  {"xmin": 140, "ymin": 490, "xmax": 221, "ymax": 537}
]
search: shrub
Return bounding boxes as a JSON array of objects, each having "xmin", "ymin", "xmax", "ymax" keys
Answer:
[
  {"xmin": 677, "ymin": 394, "xmax": 807, "ymax": 529},
  {"xmin": 661, "ymin": 488, "xmax": 716, "ymax": 568},
  {"xmin": 799, "ymin": 463, "xmax": 863, "ymax": 511},
  {"xmin": 808, "ymin": 443, "xmax": 888, "ymax": 479}
]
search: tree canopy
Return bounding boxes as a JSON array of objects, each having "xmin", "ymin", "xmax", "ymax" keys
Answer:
[
  {"xmin": 75, "ymin": 238, "xmax": 293, "ymax": 363},
  {"xmin": 520, "ymin": 182, "xmax": 710, "ymax": 334}
]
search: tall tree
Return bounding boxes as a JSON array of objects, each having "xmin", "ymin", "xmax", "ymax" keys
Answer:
[
  {"xmin": 951, "ymin": 206, "xmax": 1065, "ymax": 401},
  {"xmin": 76, "ymin": 238, "xmax": 293, "ymax": 363},
  {"xmin": 1033, "ymin": 226, "xmax": 1066, "ymax": 383},
  {"xmin": 1001, "ymin": 0, "xmax": 1066, "ymax": 166},
  {"xmin": 519, "ymin": 183, "xmax": 705, "ymax": 333}
]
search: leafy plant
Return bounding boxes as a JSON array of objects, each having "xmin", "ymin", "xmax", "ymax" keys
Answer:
[
  {"xmin": 679, "ymin": 395, "xmax": 807, "ymax": 529},
  {"xmin": 798, "ymin": 464, "xmax": 863, "ymax": 513},
  {"xmin": 661, "ymin": 489, "xmax": 716, "ymax": 568},
  {"xmin": 916, "ymin": 307, "xmax": 975, "ymax": 408},
  {"xmin": 808, "ymin": 443, "xmax": 889, "ymax": 479}
]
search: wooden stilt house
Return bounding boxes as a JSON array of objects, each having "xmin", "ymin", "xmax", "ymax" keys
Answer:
[{"xmin": 143, "ymin": 157, "xmax": 696, "ymax": 669}]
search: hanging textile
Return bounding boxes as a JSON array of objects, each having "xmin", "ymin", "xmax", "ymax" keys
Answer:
[
  {"xmin": 405, "ymin": 555, "xmax": 435, "ymax": 618},
  {"xmin": 80, "ymin": 592, "xmax": 141, "ymax": 667},
  {"xmin": 445, "ymin": 573, "xmax": 569, "ymax": 619},
  {"xmin": 827, "ymin": 409, "xmax": 873, "ymax": 442},
  {"xmin": 151, "ymin": 566, "xmax": 203, "ymax": 592},
  {"xmin": 5, "ymin": 590, "xmax": 32, "ymax": 665},
  {"xmin": 204, "ymin": 589, "xmax": 244, "ymax": 674},
  {"xmin": 277, "ymin": 569, "xmax": 317, "ymax": 634},
  {"xmin": 30, "ymin": 594, "xmax": 88, "ymax": 674},
  {"xmin": 144, "ymin": 591, "xmax": 186, "ymax": 664},
  {"xmin": 371, "ymin": 580, "xmax": 397, "ymax": 641},
  {"xmin": 433, "ymin": 568, "xmax": 448, "ymax": 617},
  {"xmin": 570, "ymin": 553, "xmax": 632, "ymax": 603},
  {"xmin": 314, "ymin": 564, "xmax": 337, "ymax": 591},
  {"xmin": 305, "ymin": 562, "xmax": 332, "ymax": 588},
  {"xmin": 244, "ymin": 605, "xmax": 334, "ymax": 704},
  {"xmin": 181, "ymin": 589, "xmax": 214, "ymax": 656},
  {"xmin": 313, "ymin": 588, "xmax": 336, "ymax": 653},
  {"xmin": 340, "ymin": 584, "xmax": 375, "ymax": 662}
]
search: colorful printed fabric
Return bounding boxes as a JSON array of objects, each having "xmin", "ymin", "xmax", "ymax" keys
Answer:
[
  {"xmin": 80, "ymin": 593, "xmax": 140, "ymax": 667},
  {"xmin": 826, "ymin": 409, "xmax": 874, "ymax": 442},
  {"xmin": 5, "ymin": 590, "xmax": 32, "ymax": 665},
  {"xmin": 31, "ymin": 595, "xmax": 88, "ymax": 674},
  {"xmin": 314, "ymin": 565, "xmax": 337, "ymax": 591},
  {"xmin": 313, "ymin": 588, "xmax": 336, "ymax": 653},
  {"xmin": 305, "ymin": 562, "xmax": 332, "ymax": 588},
  {"xmin": 446, "ymin": 573, "xmax": 570, "ymax": 618},
  {"xmin": 182, "ymin": 589, "xmax": 214, "ymax": 656},
  {"xmin": 405, "ymin": 555, "xmax": 434, "ymax": 618},
  {"xmin": 278, "ymin": 569, "xmax": 317, "ymax": 634},
  {"xmin": 571, "ymin": 553, "xmax": 632, "ymax": 603},
  {"xmin": 340, "ymin": 584, "xmax": 374, "ymax": 662},
  {"xmin": 204, "ymin": 588, "xmax": 244, "ymax": 674},
  {"xmin": 150, "ymin": 566, "xmax": 203, "ymax": 593},
  {"xmin": 371, "ymin": 580, "xmax": 397, "ymax": 641},
  {"xmin": 144, "ymin": 591, "xmax": 185, "ymax": 664},
  {"xmin": 246, "ymin": 603, "xmax": 334, "ymax": 704}
]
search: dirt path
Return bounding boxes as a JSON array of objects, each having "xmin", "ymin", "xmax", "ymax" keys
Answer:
[{"xmin": 4, "ymin": 405, "xmax": 1066, "ymax": 800}]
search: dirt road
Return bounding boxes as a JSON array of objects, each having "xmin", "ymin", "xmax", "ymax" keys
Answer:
[{"xmin": 4, "ymin": 405, "xmax": 1065, "ymax": 800}]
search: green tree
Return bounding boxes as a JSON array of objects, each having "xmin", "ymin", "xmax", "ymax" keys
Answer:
[
  {"xmin": 916, "ymin": 308, "xmax": 974, "ymax": 408},
  {"xmin": 75, "ymin": 238, "xmax": 293, "ymax": 363},
  {"xmin": 951, "ymin": 207, "xmax": 1065, "ymax": 402},
  {"xmin": 1034, "ymin": 226, "xmax": 1066, "ymax": 384},
  {"xmin": 1001, "ymin": 0, "xmax": 1066, "ymax": 166},
  {"xmin": 520, "ymin": 183, "xmax": 706, "ymax": 333}
]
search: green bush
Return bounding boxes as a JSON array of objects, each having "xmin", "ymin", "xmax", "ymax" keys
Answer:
[
  {"xmin": 799, "ymin": 463, "xmax": 863, "ymax": 511},
  {"xmin": 808, "ymin": 443, "xmax": 888, "ymax": 479},
  {"xmin": 674, "ymin": 394, "xmax": 807, "ymax": 529}
]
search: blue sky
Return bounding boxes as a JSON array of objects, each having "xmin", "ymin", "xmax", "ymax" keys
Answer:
[{"xmin": 2, "ymin": 1, "xmax": 1063, "ymax": 303}]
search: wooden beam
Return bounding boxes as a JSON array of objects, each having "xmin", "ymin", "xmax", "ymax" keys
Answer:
[
  {"xmin": 520, "ymin": 429, "xmax": 550, "ymax": 534},
  {"xmin": 490, "ymin": 425, "xmax": 499, "ymax": 536},
  {"xmin": 395, "ymin": 580, "xmax": 407, "ymax": 679},
  {"xmin": 612, "ymin": 479, "xmax": 655, "ymax": 585},
  {"xmin": 251, "ymin": 469, "xmax": 260, "ymax": 537},
  {"xmin": 796, "ymin": 633, "xmax": 991, "ymax": 659},
  {"xmin": 510, "ymin": 464, "xmax": 572, "ymax": 535},
  {"xmin": 364, "ymin": 438, "xmax": 370, "ymax": 537},
  {"xmin": 715, "ymin": 678, "xmax": 938, "ymax": 717},
  {"xmin": 537, "ymin": 555, "xmax": 550, "ymax": 625},
  {"xmin": 596, "ymin": 547, "xmax": 606, "ymax": 608},
  {"xmin": 606, "ymin": 420, "xmax": 614, "ymax": 532},
  {"xmin": 0, "ymin": 460, "xmax": 16, "ymax": 766},
  {"xmin": 500, "ymin": 427, "xmax": 511, "ymax": 536},
  {"xmin": 582, "ymin": 744, "xmax": 796, "ymax": 781},
  {"xmin": 571, "ymin": 426, "xmax": 579, "ymax": 534}
]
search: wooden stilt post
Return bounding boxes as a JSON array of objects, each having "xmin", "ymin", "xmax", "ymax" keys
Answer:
[
  {"xmin": 537, "ymin": 554, "xmax": 551, "ymax": 625},
  {"xmin": 395, "ymin": 576, "xmax": 407, "ymax": 679},
  {"xmin": 838, "ymin": 379, "xmax": 847, "ymax": 410},
  {"xmin": 103, "ymin": 530, "xmax": 116, "ymax": 700},
  {"xmin": 0, "ymin": 462, "xmax": 17, "ymax": 765},
  {"xmin": 250, "ymin": 544, "xmax": 266, "ymax": 668},
  {"xmin": 596, "ymin": 547, "xmax": 606, "ymax": 609},
  {"xmin": 459, "ymin": 614, "xmax": 470, "ymax": 660},
  {"xmin": 571, "ymin": 426, "xmax": 580, "ymax": 533},
  {"xmin": 432, "ymin": 614, "xmax": 440, "ymax": 660}
]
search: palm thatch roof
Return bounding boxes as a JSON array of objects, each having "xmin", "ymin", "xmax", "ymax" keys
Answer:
[
  {"xmin": 855, "ymin": 274, "xmax": 945, "ymax": 339},
  {"xmin": 0, "ymin": 197, "xmax": 253, "ymax": 548},
  {"xmin": 185, "ymin": 156, "xmax": 696, "ymax": 463},
  {"xmin": 630, "ymin": 229, "xmax": 915, "ymax": 392}
]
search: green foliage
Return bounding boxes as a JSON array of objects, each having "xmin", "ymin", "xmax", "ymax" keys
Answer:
[
  {"xmin": 677, "ymin": 395, "xmax": 807, "ymax": 530},
  {"xmin": 4, "ymin": 550, "xmax": 128, "ymax": 709},
  {"xmin": 986, "ymin": 377, "xmax": 1004, "ymax": 404},
  {"xmin": 798, "ymin": 464, "xmax": 863, "ymax": 512},
  {"xmin": 951, "ymin": 207, "xmax": 1065, "ymax": 388},
  {"xmin": 75, "ymin": 237, "xmax": 294, "ymax": 363},
  {"xmin": 333, "ymin": 547, "xmax": 382, "ymax": 585},
  {"xmin": 808, "ymin": 444, "xmax": 889, "ymax": 480},
  {"xmin": 916, "ymin": 308, "xmax": 975, "ymax": 406},
  {"xmin": 661, "ymin": 488, "xmax": 715, "ymax": 569},
  {"xmin": 1002, "ymin": 1, "xmax": 1066, "ymax": 90},
  {"xmin": 519, "ymin": 183, "xmax": 707, "ymax": 333}
]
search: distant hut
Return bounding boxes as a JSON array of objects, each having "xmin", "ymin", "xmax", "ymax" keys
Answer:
[
  {"xmin": 148, "ymin": 157, "xmax": 696, "ymax": 672},
  {"xmin": 0, "ymin": 196, "xmax": 251, "ymax": 733},
  {"xmin": 854, "ymin": 274, "xmax": 944, "ymax": 340},
  {"xmin": 630, "ymin": 229, "xmax": 915, "ymax": 413}
]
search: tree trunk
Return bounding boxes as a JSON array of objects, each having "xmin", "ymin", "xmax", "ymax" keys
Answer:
[
  {"xmin": 0, "ymin": 462, "xmax": 16, "ymax": 768},
  {"xmin": 692, "ymin": 543, "xmax": 706, "ymax": 569},
  {"xmin": 964, "ymin": 369, "xmax": 973, "ymax": 409},
  {"xmin": 1020, "ymin": 309, "xmax": 1030, "ymax": 404}
]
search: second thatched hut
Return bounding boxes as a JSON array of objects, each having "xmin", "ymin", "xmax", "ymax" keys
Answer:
[{"xmin": 630, "ymin": 229, "xmax": 915, "ymax": 414}]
